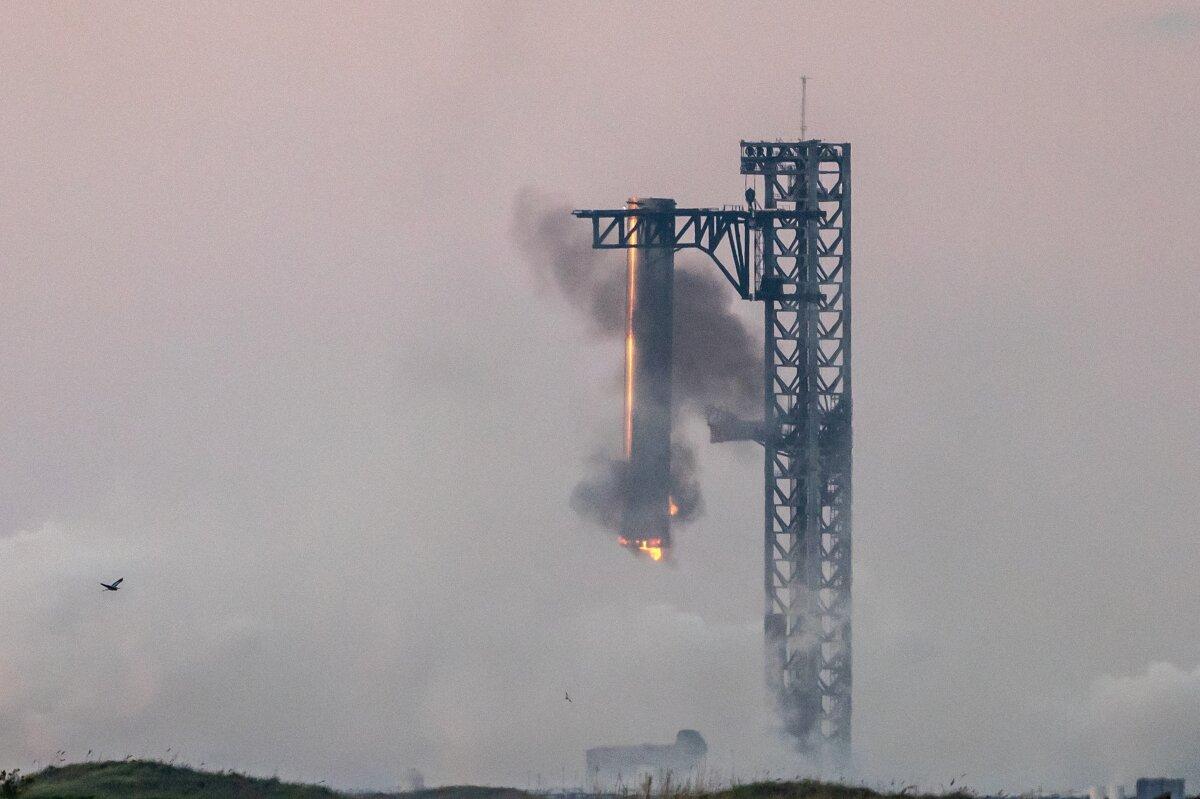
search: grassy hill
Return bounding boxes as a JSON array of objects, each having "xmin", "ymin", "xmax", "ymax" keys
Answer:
[
  {"xmin": 19, "ymin": 760, "xmax": 342, "ymax": 799},
  {"xmin": 11, "ymin": 760, "xmax": 968, "ymax": 799},
  {"xmin": 13, "ymin": 761, "xmax": 542, "ymax": 799}
]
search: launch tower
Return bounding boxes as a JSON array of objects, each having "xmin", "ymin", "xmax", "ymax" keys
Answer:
[{"xmin": 573, "ymin": 140, "xmax": 852, "ymax": 765}]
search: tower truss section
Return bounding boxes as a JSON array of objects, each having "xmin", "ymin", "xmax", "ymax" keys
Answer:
[{"xmin": 741, "ymin": 140, "xmax": 852, "ymax": 762}]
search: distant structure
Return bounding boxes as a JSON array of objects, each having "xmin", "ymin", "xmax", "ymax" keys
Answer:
[
  {"xmin": 1089, "ymin": 785, "xmax": 1126, "ymax": 799},
  {"xmin": 585, "ymin": 729, "xmax": 707, "ymax": 786},
  {"xmin": 404, "ymin": 768, "xmax": 425, "ymax": 792},
  {"xmin": 1136, "ymin": 778, "xmax": 1185, "ymax": 799}
]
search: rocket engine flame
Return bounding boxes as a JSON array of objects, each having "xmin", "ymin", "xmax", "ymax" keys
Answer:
[
  {"xmin": 617, "ymin": 535, "xmax": 665, "ymax": 562},
  {"xmin": 639, "ymin": 541, "xmax": 664, "ymax": 561},
  {"xmin": 621, "ymin": 499, "xmax": 675, "ymax": 561}
]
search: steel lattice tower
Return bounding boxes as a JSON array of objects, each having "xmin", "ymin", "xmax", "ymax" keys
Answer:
[
  {"xmin": 743, "ymin": 141, "xmax": 852, "ymax": 762},
  {"xmin": 573, "ymin": 138, "xmax": 852, "ymax": 764}
]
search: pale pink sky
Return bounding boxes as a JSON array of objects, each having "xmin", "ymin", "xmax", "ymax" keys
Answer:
[{"xmin": 1, "ymin": 2, "xmax": 1199, "ymax": 791}]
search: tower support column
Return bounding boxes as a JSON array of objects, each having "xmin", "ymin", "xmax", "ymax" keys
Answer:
[{"xmin": 742, "ymin": 141, "xmax": 852, "ymax": 765}]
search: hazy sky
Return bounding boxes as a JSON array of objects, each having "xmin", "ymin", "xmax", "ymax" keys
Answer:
[{"xmin": 2, "ymin": 1, "xmax": 1199, "ymax": 792}]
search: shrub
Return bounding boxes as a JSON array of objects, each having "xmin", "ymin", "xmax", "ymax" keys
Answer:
[{"xmin": 0, "ymin": 769, "xmax": 33, "ymax": 798}]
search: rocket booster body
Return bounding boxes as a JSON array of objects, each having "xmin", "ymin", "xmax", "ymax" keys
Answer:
[{"xmin": 620, "ymin": 197, "xmax": 675, "ymax": 553}]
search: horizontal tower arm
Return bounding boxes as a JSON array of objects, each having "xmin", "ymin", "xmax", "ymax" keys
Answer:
[{"xmin": 572, "ymin": 207, "xmax": 821, "ymax": 300}]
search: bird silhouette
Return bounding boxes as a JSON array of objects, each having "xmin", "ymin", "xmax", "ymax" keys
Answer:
[
  {"xmin": 100, "ymin": 578, "xmax": 123, "ymax": 591},
  {"xmin": 564, "ymin": 692, "xmax": 572, "ymax": 703}
]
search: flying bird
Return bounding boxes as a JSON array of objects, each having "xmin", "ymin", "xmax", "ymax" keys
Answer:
[
  {"xmin": 564, "ymin": 692, "xmax": 572, "ymax": 703},
  {"xmin": 100, "ymin": 578, "xmax": 124, "ymax": 591}
]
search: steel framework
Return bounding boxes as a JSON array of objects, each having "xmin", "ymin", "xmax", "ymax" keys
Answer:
[
  {"xmin": 571, "ymin": 139, "xmax": 852, "ymax": 764},
  {"xmin": 573, "ymin": 205, "xmax": 819, "ymax": 300},
  {"xmin": 743, "ymin": 140, "xmax": 852, "ymax": 764}
]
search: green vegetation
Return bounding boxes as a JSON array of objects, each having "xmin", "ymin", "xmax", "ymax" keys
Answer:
[
  {"xmin": 3, "ymin": 769, "xmax": 35, "ymax": 798},
  {"xmin": 710, "ymin": 783, "xmax": 970, "ymax": 799},
  {"xmin": 22, "ymin": 760, "xmax": 340, "ymax": 799},
  {"xmin": 12, "ymin": 760, "xmax": 975, "ymax": 799},
  {"xmin": 16, "ymin": 761, "xmax": 545, "ymax": 799},
  {"xmin": 614, "ymin": 777, "xmax": 972, "ymax": 799},
  {"xmin": 360, "ymin": 791, "xmax": 533, "ymax": 799}
]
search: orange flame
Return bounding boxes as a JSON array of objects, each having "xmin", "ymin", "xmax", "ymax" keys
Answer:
[
  {"xmin": 668, "ymin": 497, "xmax": 679, "ymax": 517},
  {"xmin": 639, "ymin": 541, "xmax": 664, "ymax": 561},
  {"xmin": 617, "ymin": 535, "xmax": 665, "ymax": 562}
]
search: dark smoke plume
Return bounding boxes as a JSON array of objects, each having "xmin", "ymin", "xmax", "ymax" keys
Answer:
[
  {"xmin": 512, "ymin": 190, "xmax": 759, "ymax": 537},
  {"xmin": 571, "ymin": 443, "xmax": 703, "ymax": 528},
  {"xmin": 513, "ymin": 190, "xmax": 760, "ymax": 414},
  {"xmin": 514, "ymin": 190, "xmax": 627, "ymax": 337},
  {"xmin": 671, "ymin": 268, "xmax": 760, "ymax": 416}
]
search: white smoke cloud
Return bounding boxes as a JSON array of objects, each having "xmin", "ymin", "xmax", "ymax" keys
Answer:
[
  {"xmin": 1074, "ymin": 662, "xmax": 1200, "ymax": 786},
  {"xmin": 0, "ymin": 525, "xmax": 804, "ymax": 789}
]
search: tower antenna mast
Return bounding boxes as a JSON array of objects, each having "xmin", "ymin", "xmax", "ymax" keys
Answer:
[{"xmin": 801, "ymin": 75, "xmax": 809, "ymax": 139}]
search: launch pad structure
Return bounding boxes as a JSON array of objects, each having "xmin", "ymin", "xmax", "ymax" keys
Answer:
[{"xmin": 573, "ymin": 140, "xmax": 853, "ymax": 765}]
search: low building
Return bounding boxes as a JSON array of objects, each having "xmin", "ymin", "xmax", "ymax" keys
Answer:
[
  {"xmin": 1135, "ymin": 778, "xmax": 1185, "ymax": 799},
  {"xmin": 585, "ymin": 729, "xmax": 707, "ymax": 787}
]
